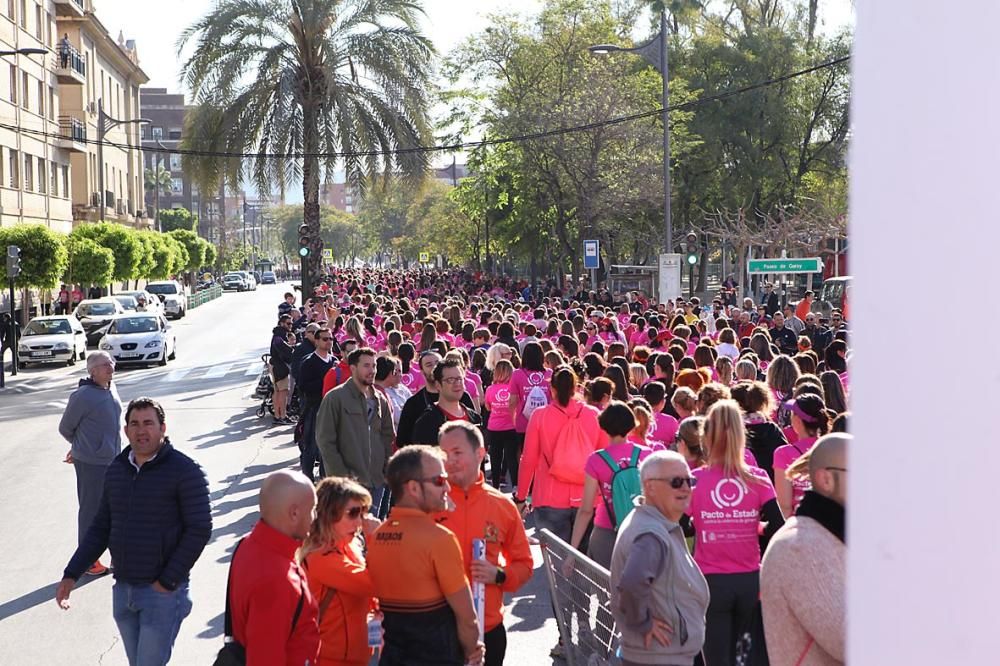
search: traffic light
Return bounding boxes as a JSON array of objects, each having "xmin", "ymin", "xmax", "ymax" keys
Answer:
[
  {"xmin": 685, "ymin": 232, "xmax": 698, "ymax": 266},
  {"xmin": 297, "ymin": 224, "xmax": 310, "ymax": 258},
  {"xmin": 6, "ymin": 245, "xmax": 20, "ymax": 280}
]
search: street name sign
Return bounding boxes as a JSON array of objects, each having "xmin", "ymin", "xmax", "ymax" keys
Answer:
[{"xmin": 747, "ymin": 257, "xmax": 823, "ymax": 274}]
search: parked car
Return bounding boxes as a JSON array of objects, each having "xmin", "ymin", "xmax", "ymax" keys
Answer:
[
  {"xmin": 112, "ymin": 295, "xmax": 139, "ymax": 311},
  {"xmin": 73, "ymin": 299, "xmax": 127, "ymax": 346},
  {"xmin": 119, "ymin": 290, "xmax": 164, "ymax": 316},
  {"xmin": 145, "ymin": 280, "xmax": 188, "ymax": 319},
  {"xmin": 99, "ymin": 314, "xmax": 176, "ymax": 367},
  {"xmin": 237, "ymin": 271, "xmax": 258, "ymax": 290},
  {"xmin": 16, "ymin": 315, "xmax": 87, "ymax": 367},
  {"xmin": 261, "ymin": 271, "xmax": 277, "ymax": 285},
  {"xmin": 222, "ymin": 273, "xmax": 248, "ymax": 291}
]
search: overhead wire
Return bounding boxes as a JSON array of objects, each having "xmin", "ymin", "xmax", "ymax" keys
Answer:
[{"xmin": 0, "ymin": 55, "xmax": 850, "ymax": 160}]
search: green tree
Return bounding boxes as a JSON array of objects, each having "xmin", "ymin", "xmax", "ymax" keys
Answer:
[
  {"xmin": 164, "ymin": 235, "xmax": 189, "ymax": 276},
  {"xmin": 203, "ymin": 243, "xmax": 218, "ymax": 270},
  {"xmin": 69, "ymin": 222, "xmax": 142, "ymax": 285},
  {"xmin": 180, "ymin": 0, "xmax": 435, "ymax": 296},
  {"xmin": 159, "ymin": 208, "xmax": 198, "ymax": 233},
  {"xmin": 136, "ymin": 232, "xmax": 174, "ymax": 280},
  {"xmin": 167, "ymin": 229, "xmax": 207, "ymax": 272},
  {"xmin": 64, "ymin": 237, "xmax": 115, "ymax": 287},
  {"xmin": 144, "ymin": 164, "xmax": 171, "ymax": 196},
  {"xmin": 0, "ymin": 224, "xmax": 68, "ymax": 288}
]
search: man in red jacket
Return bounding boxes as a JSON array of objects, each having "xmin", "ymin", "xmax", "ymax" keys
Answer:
[
  {"xmin": 434, "ymin": 422, "xmax": 534, "ymax": 666},
  {"xmin": 229, "ymin": 470, "xmax": 320, "ymax": 666},
  {"xmin": 321, "ymin": 339, "xmax": 357, "ymax": 396}
]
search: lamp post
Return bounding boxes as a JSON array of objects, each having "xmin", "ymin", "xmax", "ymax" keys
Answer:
[
  {"xmin": 590, "ymin": 9, "xmax": 672, "ymax": 253},
  {"xmin": 0, "ymin": 48, "xmax": 48, "ymax": 57},
  {"xmin": 97, "ymin": 99, "xmax": 150, "ymax": 222},
  {"xmin": 154, "ymin": 139, "xmax": 168, "ymax": 233}
]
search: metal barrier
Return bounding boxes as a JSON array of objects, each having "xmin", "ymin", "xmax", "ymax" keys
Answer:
[
  {"xmin": 187, "ymin": 285, "xmax": 223, "ymax": 310},
  {"xmin": 537, "ymin": 528, "xmax": 622, "ymax": 666}
]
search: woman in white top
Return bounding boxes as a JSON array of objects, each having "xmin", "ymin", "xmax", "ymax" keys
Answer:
[
  {"xmin": 374, "ymin": 355, "xmax": 411, "ymax": 431},
  {"xmin": 716, "ymin": 327, "xmax": 741, "ymax": 361}
]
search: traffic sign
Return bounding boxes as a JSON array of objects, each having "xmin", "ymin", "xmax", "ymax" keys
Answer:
[
  {"xmin": 658, "ymin": 253, "xmax": 682, "ymax": 304},
  {"xmin": 419, "ymin": 252, "xmax": 430, "ymax": 264},
  {"xmin": 748, "ymin": 257, "xmax": 823, "ymax": 274},
  {"xmin": 583, "ymin": 240, "xmax": 599, "ymax": 270},
  {"xmin": 322, "ymin": 249, "xmax": 333, "ymax": 261}
]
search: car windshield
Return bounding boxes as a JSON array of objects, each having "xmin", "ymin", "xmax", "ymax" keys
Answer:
[
  {"xmin": 147, "ymin": 284, "xmax": 178, "ymax": 295},
  {"xmin": 115, "ymin": 297, "xmax": 138, "ymax": 310},
  {"xmin": 24, "ymin": 319, "xmax": 72, "ymax": 336},
  {"xmin": 78, "ymin": 303, "xmax": 116, "ymax": 316},
  {"xmin": 224, "ymin": 275, "xmax": 241, "ymax": 281},
  {"xmin": 109, "ymin": 317, "xmax": 160, "ymax": 334}
]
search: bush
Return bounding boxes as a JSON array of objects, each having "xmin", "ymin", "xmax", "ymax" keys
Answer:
[
  {"xmin": 0, "ymin": 224, "xmax": 69, "ymax": 288},
  {"xmin": 64, "ymin": 237, "xmax": 114, "ymax": 287}
]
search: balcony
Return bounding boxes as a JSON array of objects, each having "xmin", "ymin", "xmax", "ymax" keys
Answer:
[
  {"xmin": 53, "ymin": 45, "xmax": 86, "ymax": 85},
  {"xmin": 54, "ymin": 0, "xmax": 86, "ymax": 18},
  {"xmin": 56, "ymin": 116, "xmax": 87, "ymax": 152}
]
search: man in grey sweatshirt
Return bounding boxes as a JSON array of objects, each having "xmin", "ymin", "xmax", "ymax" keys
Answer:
[{"xmin": 59, "ymin": 351, "xmax": 123, "ymax": 576}]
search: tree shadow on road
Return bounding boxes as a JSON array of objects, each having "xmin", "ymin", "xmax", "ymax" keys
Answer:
[
  {"xmin": 191, "ymin": 407, "xmax": 272, "ymax": 449},
  {"xmin": 0, "ymin": 574, "xmax": 105, "ymax": 621}
]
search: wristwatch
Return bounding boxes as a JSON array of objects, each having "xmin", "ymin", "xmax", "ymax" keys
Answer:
[{"xmin": 494, "ymin": 567, "xmax": 507, "ymax": 585}]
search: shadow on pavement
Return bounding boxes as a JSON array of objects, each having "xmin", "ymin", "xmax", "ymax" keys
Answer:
[
  {"xmin": 0, "ymin": 573, "xmax": 105, "ymax": 621},
  {"xmin": 191, "ymin": 408, "xmax": 271, "ymax": 449}
]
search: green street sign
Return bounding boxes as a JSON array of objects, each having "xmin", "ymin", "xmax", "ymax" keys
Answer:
[{"xmin": 747, "ymin": 257, "xmax": 823, "ymax": 274}]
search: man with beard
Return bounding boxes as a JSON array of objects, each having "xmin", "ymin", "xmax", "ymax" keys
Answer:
[{"xmin": 396, "ymin": 351, "xmax": 476, "ymax": 447}]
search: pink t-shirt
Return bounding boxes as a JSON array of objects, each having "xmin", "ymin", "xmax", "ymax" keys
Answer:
[
  {"xmin": 509, "ymin": 367, "xmax": 553, "ymax": 433},
  {"xmin": 651, "ymin": 412, "xmax": 679, "ymax": 444},
  {"xmin": 485, "ymin": 383, "xmax": 515, "ymax": 431},
  {"xmin": 689, "ymin": 464, "xmax": 777, "ymax": 574},
  {"xmin": 399, "ymin": 367, "xmax": 425, "ymax": 393},
  {"xmin": 584, "ymin": 443, "xmax": 652, "ymax": 529},
  {"xmin": 772, "ymin": 437, "xmax": 817, "ymax": 512}
]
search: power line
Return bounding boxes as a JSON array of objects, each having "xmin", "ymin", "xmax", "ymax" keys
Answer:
[{"xmin": 0, "ymin": 55, "xmax": 850, "ymax": 160}]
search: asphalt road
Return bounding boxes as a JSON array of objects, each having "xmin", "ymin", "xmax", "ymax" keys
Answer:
[{"xmin": 0, "ymin": 283, "xmax": 560, "ymax": 665}]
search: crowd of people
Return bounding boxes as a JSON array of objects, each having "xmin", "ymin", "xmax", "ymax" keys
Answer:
[{"xmin": 52, "ymin": 265, "xmax": 850, "ymax": 666}]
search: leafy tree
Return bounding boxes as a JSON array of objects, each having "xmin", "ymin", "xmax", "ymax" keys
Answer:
[
  {"xmin": 0, "ymin": 224, "xmax": 68, "ymax": 288},
  {"xmin": 69, "ymin": 222, "xmax": 142, "ymax": 284},
  {"xmin": 144, "ymin": 164, "xmax": 171, "ymax": 196},
  {"xmin": 159, "ymin": 207, "xmax": 198, "ymax": 233},
  {"xmin": 64, "ymin": 237, "xmax": 115, "ymax": 287},
  {"xmin": 203, "ymin": 243, "xmax": 218, "ymax": 270},
  {"xmin": 274, "ymin": 203, "xmax": 365, "ymax": 267},
  {"xmin": 180, "ymin": 0, "xmax": 435, "ymax": 296},
  {"xmin": 167, "ymin": 229, "xmax": 207, "ymax": 272},
  {"xmin": 164, "ymin": 235, "xmax": 189, "ymax": 276},
  {"xmin": 137, "ymin": 232, "xmax": 174, "ymax": 280}
]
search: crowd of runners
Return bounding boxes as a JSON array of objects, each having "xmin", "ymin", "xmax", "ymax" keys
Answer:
[{"xmin": 252, "ymin": 266, "xmax": 850, "ymax": 666}]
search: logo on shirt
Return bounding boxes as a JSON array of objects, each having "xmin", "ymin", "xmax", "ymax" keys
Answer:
[
  {"xmin": 495, "ymin": 388, "xmax": 510, "ymax": 402},
  {"xmin": 528, "ymin": 372, "xmax": 544, "ymax": 385},
  {"xmin": 709, "ymin": 477, "xmax": 748, "ymax": 509}
]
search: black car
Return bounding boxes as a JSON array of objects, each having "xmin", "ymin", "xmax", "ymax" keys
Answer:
[{"xmin": 73, "ymin": 300, "xmax": 126, "ymax": 346}]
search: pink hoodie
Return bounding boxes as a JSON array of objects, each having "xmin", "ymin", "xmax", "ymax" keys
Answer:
[{"xmin": 519, "ymin": 400, "xmax": 608, "ymax": 509}]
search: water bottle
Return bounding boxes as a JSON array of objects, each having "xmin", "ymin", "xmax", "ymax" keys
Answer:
[
  {"xmin": 367, "ymin": 614, "xmax": 382, "ymax": 649},
  {"xmin": 472, "ymin": 538, "xmax": 486, "ymax": 643}
]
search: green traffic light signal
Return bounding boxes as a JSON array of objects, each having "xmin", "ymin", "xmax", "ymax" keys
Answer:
[
  {"xmin": 686, "ymin": 253, "xmax": 698, "ymax": 265},
  {"xmin": 299, "ymin": 247, "xmax": 309, "ymax": 258}
]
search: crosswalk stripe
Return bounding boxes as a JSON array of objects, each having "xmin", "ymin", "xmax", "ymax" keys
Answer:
[
  {"xmin": 245, "ymin": 362, "xmax": 264, "ymax": 376},
  {"xmin": 204, "ymin": 363, "xmax": 234, "ymax": 379},
  {"xmin": 164, "ymin": 367, "xmax": 193, "ymax": 382}
]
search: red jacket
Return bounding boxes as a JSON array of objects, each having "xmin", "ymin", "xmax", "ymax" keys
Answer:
[
  {"xmin": 322, "ymin": 361, "xmax": 350, "ymax": 396},
  {"xmin": 230, "ymin": 521, "xmax": 320, "ymax": 666}
]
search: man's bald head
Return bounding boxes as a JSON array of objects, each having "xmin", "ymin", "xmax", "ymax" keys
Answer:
[
  {"xmin": 259, "ymin": 470, "xmax": 316, "ymax": 541},
  {"xmin": 809, "ymin": 433, "xmax": 850, "ymax": 507}
]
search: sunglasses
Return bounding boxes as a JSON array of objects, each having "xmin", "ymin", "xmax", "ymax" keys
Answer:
[
  {"xmin": 418, "ymin": 473, "xmax": 449, "ymax": 487},
  {"xmin": 345, "ymin": 506, "xmax": 367, "ymax": 519},
  {"xmin": 649, "ymin": 476, "xmax": 698, "ymax": 489},
  {"xmin": 317, "ymin": 337, "xmax": 333, "ymax": 342}
]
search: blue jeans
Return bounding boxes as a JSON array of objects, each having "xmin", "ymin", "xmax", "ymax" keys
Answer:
[{"xmin": 112, "ymin": 581, "xmax": 192, "ymax": 666}]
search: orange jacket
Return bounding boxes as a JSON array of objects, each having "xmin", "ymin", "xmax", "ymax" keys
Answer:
[
  {"xmin": 303, "ymin": 539, "xmax": 376, "ymax": 666},
  {"xmin": 432, "ymin": 473, "xmax": 534, "ymax": 632}
]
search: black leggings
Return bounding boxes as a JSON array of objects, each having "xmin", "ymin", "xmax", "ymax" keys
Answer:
[
  {"xmin": 484, "ymin": 623, "xmax": 507, "ymax": 666},
  {"xmin": 703, "ymin": 571, "xmax": 759, "ymax": 666},
  {"xmin": 488, "ymin": 429, "xmax": 519, "ymax": 489}
]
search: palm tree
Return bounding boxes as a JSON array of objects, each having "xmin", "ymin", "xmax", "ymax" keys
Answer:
[
  {"xmin": 144, "ymin": 164, "xmax": 171, "ymax": 196},
  {"xmin": 179, "ymin": 0, "xmax": 435, "ymax": 295}
]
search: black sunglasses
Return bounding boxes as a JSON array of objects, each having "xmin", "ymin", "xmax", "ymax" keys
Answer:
[
  {"xmin": 649, "ymin": 476, "xmax": 698, "ymax": 489},
  {"xmin": 417, "ymin": 473, "xmax": 449, "ymax": 487},
  {"xmin": 317, "ymin": 336, "xmax": 333, "ymax": 342},
  {"xmin": 345, "ymin": 506, "xmax": 366, "ymax": 519}
]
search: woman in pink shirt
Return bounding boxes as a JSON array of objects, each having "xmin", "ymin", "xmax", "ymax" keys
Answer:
[
  {"xmin": 515, "ymin": 366, "xmax": 607, "ymax": 542},
  {"xmin": 395, "ymin": 342, "xmax": 425, "ymax": 393},
  {"xmin": 485, "ymin": 360, "xmax": 518, "ymax": 489},
  {"xmin": 641, "ymin": 381, "xmax": 679, "ymax": 444},
  {"xmin": 688, "ymin": 400, "xmax": 785, "ymax": 666},
  {"xmin": 507, "ymin": 342, "xmax": 552, "ymax": 438},
  {"xmin": 773, "ymin": 393, "xmax": 830, "ymax": 517}
]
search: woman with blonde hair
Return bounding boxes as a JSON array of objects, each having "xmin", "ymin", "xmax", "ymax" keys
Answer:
[
  {"xmin": 715, "ymin": 355, "xmax": 734, "ymax": 386},
  {"xmin": 671, "ymin": 386, "xmax": 698, "ymax": 420},
  {"xmin": 688, "ymin": 400, "xmax": 784, "ymax": 666},
  {"xmin": 300, "ymin": 477, "xmax": 379, "ymax": 666},
  {"xmin": 676, "ymin": 415, "xmax": 707, "ymax": 469},
  {"xmin": 628, "ymin": 363, "xmax": 649, "ymax": 391},
  {"xmin": 734, "ymin": 358, "xmax": 758, "ymax": 382},
  {"xmin": 697, "ymin": 382, "xmax": 732, "ymax": 416}
]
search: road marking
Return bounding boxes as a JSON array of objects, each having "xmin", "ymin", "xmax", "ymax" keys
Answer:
[
  {"xmin": 204, "ymin": 363, "xmax": 234, "ymax": 379},
  {"xmin": 164, "ymin": 367, "xmax": 193, "ymax": 382},
  {"xmin": 245, "ymin": 362, "xmax": 264, "ymax": 376},
  {"xmin": 47, "ymin": 400, "xmax": 67, "ymax": 409}
]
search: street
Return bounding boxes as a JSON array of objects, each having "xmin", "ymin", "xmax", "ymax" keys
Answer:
[{"xmin": 0, "ymin": 283, "xmax": 559, "ymax": 665}]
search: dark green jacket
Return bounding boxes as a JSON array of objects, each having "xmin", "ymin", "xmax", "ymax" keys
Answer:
[{"xmin": 315, "ymin": 378, "xmax": 394, "ymax": 489}]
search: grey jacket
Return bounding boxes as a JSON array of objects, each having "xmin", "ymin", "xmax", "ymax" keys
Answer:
[
  {"xmin": 58, "ymin": 378, "xmax": 123, "ymax": 465},
  {"xmin": 315, "ymin": 378, "xmax": 394, "ymax": 490},
  {"xmin": 610, "ymin": 503, "xmax": 710, "ymax": 665}
]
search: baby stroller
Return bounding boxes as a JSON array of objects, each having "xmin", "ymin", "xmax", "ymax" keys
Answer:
[{"xmin": 254, "ymin": 354, "xmax": 275, "ymax": 418}]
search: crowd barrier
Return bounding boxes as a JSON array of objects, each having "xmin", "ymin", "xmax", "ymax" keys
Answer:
[
  {"xmin": 187, "ymin": 285, "xmax": 223, "ymax": 310},
  {"xmin": 537, "ymin": 528, "xmax": 622, "ymax": 666}
]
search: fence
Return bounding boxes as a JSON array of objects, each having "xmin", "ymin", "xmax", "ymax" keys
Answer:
[
  {"xmin": 187, "ymin": 285, "xmax": 222, "ymax": 310},
  {"xmin": 537, "ymin": 528, "xmax": 622, "ymax": 666}
]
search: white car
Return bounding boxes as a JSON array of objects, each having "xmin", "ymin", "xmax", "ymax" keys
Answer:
[
  {"xmin": 236, "ymin": 271, "xmax": 257, "ymax": 290},
  {"xmin": 146, "ymin": 281, "xmax": 188, "ymax": 319},
  {"xmin": 74, "ymin": 298, "xmax": 127, "ymax": 346},
  {"xmin": 17, "ymin": 316, "xmax": 87, "ymax": 366},
  {"xmin": 119, "ymin": 290, "xmax": 164, "ymax": 316},
  {"xmin": 99, "ymin": 314, "xmax": 176, "ymax": 366}
]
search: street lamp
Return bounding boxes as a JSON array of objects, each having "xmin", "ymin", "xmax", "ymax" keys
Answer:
[
  {"xmin": 97, "ymin": 99, "xmax": 151, "ymax": 222},
  {"xmin": 0, "ymin": 48, "xmax": 49, "ymax": 57},
  {"xmin": 590, "ymin": 9, "xmax": 672, "ymax": 253},
  {"xmin": 154, "ymin": 139, "xmax": 168, "ymax": 233}
]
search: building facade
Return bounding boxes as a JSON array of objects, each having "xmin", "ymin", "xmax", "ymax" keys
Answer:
[
  {"xmin": 56, "ymin": 2, "xmax": 148, "ymax": 228},
  {"xmin": 0, "ymin": 0, "xmax": 74, "ymax": 232}
]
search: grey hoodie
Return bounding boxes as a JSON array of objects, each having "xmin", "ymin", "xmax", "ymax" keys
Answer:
[{"xmin": 58, "ymin": 378, "xmax": 123, "ymax": 465}]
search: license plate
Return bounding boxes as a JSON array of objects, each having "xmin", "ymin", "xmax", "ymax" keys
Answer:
[
  {"xmin": 31, "ymin": 351, "xmax": 53, "ymax": 357},
  {"xmin": 118, "ymin": 353, "xmax": 142, "ymax": 359}
]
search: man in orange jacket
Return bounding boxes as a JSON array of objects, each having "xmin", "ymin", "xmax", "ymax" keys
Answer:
[{"xmin": 434, "ymin": 421, "xmax": 534, "ymax": 666}]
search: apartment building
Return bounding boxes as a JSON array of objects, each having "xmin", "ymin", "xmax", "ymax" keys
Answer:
[
  {"xmin": 0, "ymin": 0, "xmax": 74, "ymax": 232},
  {"xmin": 56, "ymin": 0, "xmax": 148, "ymax": 228}
]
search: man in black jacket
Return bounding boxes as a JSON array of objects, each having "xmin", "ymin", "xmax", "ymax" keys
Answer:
[
  {"xmin": 55, "ymin": 397, "xmax": 212, "ymax": 666},
  {"xmin": 396, "ymin": 352, "xmax": 476, "ymax": 447},
  {"xmin": 411, "ymin": 357, "xmax": 482, "ymax": 446},
  {"xmin": 297, "ymin": 329, "xmax": 335, "ymax": 480},
  {"xmin": 289, "ymin": 322, "xmax": 320, "ymax": 384}
]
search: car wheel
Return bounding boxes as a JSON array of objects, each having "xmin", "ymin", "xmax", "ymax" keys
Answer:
[
  {"xmin": 168, "ymin": 341, "xmax": 176, "ymax": 360},
  {"xmin": 67, "ymin": 352, "xmax": 76, "ymax": 366},
  {"xmin": 159, "ymin": 347, "xmax": 168, "ymax": 366}
]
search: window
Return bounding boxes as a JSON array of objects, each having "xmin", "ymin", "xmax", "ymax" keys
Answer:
[
  {"xmin": 170, "ymin": 177, "xmax": 183, "ymax": 194},
  {"xmin": 8, "ymin": 149, "xmax": 17, "ymax": 188},
  {"xmin": 33, "ymin": 4, "xmax": 41, "ymax": 39},
  {"xmin": 20, "ymin": 71, "xmax": 28, "ymax": 109},
  {"xmin": 50, "ymin": 161, "xmax": 57, "ymax": 196},
  {"xmin": 7, "ymin": 0, "xmax": 13, "ymax": 21},
  {"xmin": 62, "ymin": 165, "xmax": 68, "ymax": 198},
  {"xmin": 37, "ymin": 157, "xmax": 45, "ymax": 193},
  {"xmin": 152, "ymin": 127, "xmax": 163, "ymax": 140},
  {"xmin": 48, "ymin": 86, "xmax": 54, "ymax": 120},
  {"xmin": 9, "ymin": 64, "xmax": 15, "ymax": 104},
  {"xmin": 168, "ymin": 129, "xmax": 181, "ymax": 140},
  {"xmin": 36, "ymin": 79, "xmax": 43, "ymax": 115},
  {"xmin": 139, "ymin": 125, "xmax": 145, "ymax": 139},
  {"xmin": 23, "ymin": 153, "xmax": 32, "ymax": 191},
  {"xmin": 169, "ymin": 154, "xmax": 181, "ymax": 170},
  {"xmin": 18, "ymin": 0, "xmax": 25, "ymax": 29}
]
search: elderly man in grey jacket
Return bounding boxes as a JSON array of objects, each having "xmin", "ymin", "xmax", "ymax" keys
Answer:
[
  {"xmin": 58, "ymin": 351, "xmax": 122, "ymax": 576},
  {"xmin": 610, "ymin": 450, "xmax": 710, "ymax": 666}
]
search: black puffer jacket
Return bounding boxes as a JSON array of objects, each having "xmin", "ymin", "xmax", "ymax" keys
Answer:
[{"xmin": 270, "ymin": 326, "xmax": 294, "ymax": 381}]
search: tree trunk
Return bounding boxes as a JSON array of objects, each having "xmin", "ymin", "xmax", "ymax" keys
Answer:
[
  {"xmin": 218, "ymin": 178, "xmax": 227, "ymax": 250},
  {"xmin": 301, "ymin": 101, "xmax": 321, "ymax": 298}
]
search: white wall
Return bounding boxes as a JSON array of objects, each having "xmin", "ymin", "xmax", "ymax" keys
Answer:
[{"xmin": 850, "ymin": 0, "xmax": 1000, "ymax": 662}]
